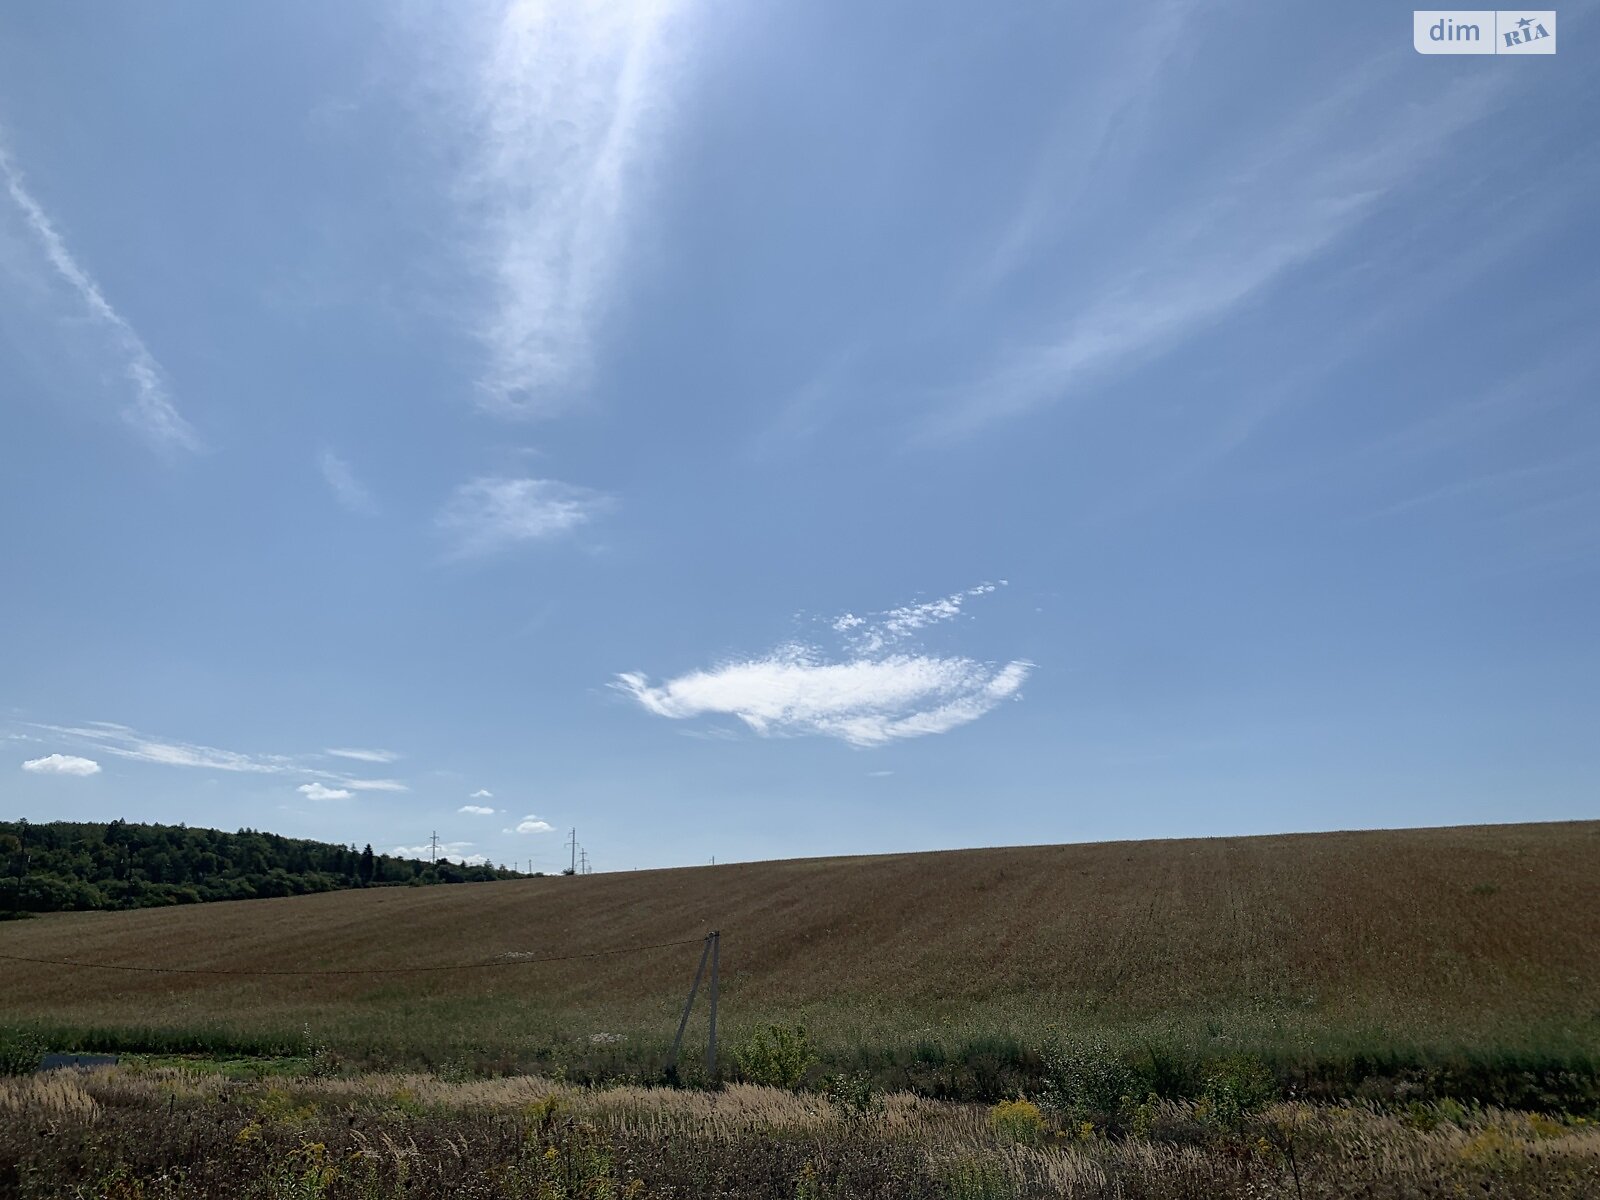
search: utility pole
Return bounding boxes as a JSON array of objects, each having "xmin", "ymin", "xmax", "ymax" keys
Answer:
[
  {"xmin": 566, "ymin": 828, "xmax": 577, "ymax": 876},
  {"xmin": 429, "ymin": 831, "xmax": 439, "ymax": 864},
  {"xmin": 706, "ymin": 930, "xmax": 720, "ymax": 1079},
  {"xmin": 667, "ymin": 934, "xmax": 711, "ymax": 1080},
  {"xmin": 665, "ymin": 931, "xmax": 722, "ymax": 1082}
]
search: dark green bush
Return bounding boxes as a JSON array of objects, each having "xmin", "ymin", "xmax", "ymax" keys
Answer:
[{"xmin": 0, "ymin": 1027, "xmax": 45, "ymax": 1076}]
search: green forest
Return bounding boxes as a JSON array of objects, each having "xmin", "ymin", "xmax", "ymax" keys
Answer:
[{"xmin": 0, "ymin": 819, "xmax": 529, "ymax": 916}]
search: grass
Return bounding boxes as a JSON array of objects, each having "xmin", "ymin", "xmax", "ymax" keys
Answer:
[
  {"xmin": 0, "ymin": 821, "xmax": 1597, "ymax": 1104},
  {"xmin": 3, "ymin": 1066, "xmax": 1599, "ymax": 1198}
]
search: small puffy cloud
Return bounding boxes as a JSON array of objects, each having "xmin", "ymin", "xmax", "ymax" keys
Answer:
[
  {"xmin": 339, "ymin": 778, "xmax": 408, "ymax": 792},
  {"xmin": 298, "ymin": 782, "xmax": 352, "ymax": 801},
  {"xmin": 867, "ymin": 770, "xmax": 894, "ymax": 777},
  {"xmin": 22, "ymin": 753, "xmax": 101, "ymax": 776},
  {"xmin": 459, "ymin": 804, "xmax": 496, "ymax": 815},
  {"xmin": 392, "ymin": 841, "xmax": 474, "ymax": 861},
  {"xmin": 470, "ymin": 788, "xmax": 494, "ymax": 798},
  {"xmin": 436, "ymin": 476, "xmax": 611, "ymax": 558},
  {"xmin": 326, "ymin": 747, "xmax": 399, "ymax": 763},
  {"xmin": 514, "ymin": 815, "xmax": 554, "ymax": 834}
]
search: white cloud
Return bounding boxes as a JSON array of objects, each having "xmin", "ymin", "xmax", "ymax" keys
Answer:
[
  {"xmin": 0, "ymin": 131, "xmax": 200, "ymax": 452},
  {"xmin": 317, "ymin": 450, "xmax": 377, "ymax": 514},
  {"xmin": 326, "ymin": 747, "xmax": 400, "ymax": 763},
  {"xmin": 339, "ymin": 778, "xmax": 409, "ymax": 793},
  {"xmin": 467, "ymin": 0, "xmax": 697, "ymax": 416},
  {"xmin": 514, "ymin": 815, "xmax": 554, "ymax": 834},
  {"xmin": 867, "ymin": 770, "xmax": 894, "ymax": 778},
  {"xmin": 21, "ymin": 753, "xmax": 101, "ymax": 777},
  {"xmin": 298, "ymin": 782, "xmax": 353, "ymax": 801},
  {"xmin": 618, "ymin": 585, "xmax": 1031, "ymax": 747},
  {"xmin": 391, "ymin": 841, "xmax": 478, "ymax": 862},
  {"xmin": 459, "ymin": 804, "xmax": 496, "ymax": 815},
  {"xmin": 619, "ymin": 650, "xmax": 1031, "ymax": 747},
  {"xmin": 833, "ymin": 583, "xmax": 1001, "ymax": 655},
  {"xmin": 470, "ymin": 788, "xmax": 494, "ymax": 798},
  {"xmin": 436, "ymin": 476, "xmax": 610, "ymax": 557}
]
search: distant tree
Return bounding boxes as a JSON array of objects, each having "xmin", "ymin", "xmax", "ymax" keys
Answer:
[{"xmin": 359, "ymin": 844, "xmax": 376, "ymax": 886}]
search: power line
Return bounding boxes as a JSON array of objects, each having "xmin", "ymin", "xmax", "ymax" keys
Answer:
[{"xmin": 0, "ymin": 936, "xmax": 705, "ymax": 978}]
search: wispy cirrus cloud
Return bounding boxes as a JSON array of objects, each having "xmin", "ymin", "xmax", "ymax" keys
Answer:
[
  {"xmin": 832, "ymin": 582, "xmax": 1004, "ymax": 655},
  {"xmin": 925, "ymin": 69, "xmax": 1506, "ymax": 438},
  {"xmin": 465, "ymin": 0, "xmax": 698, "ymax": 416},
  {"xmin": 435, "ymin": 476, "xmax": 611, "ymax": 558},
  {"xmin": 317, "ymin": 451, "xmax": 377, "ymax": 515},
  {"xmin": 0, "ymin": 131, "xmax": 200, "ymax": 453},
  {"xmin": 325, "ymin": 747, "xmax": 400, "ymax": 764},
  {"xmin": 21, "ymin": 753, "xmax": 101, "ymax": 777},
  {"xmin": 34, "ymin": 723, "xmax": 297, "ymax": 774},
  {"xmin": 27, "ymin": 722, "xmax": 409, "ymax": 791},
  {"xmin": 617, "ymin": 584, "xmax": 1032, "ymax": 747}
]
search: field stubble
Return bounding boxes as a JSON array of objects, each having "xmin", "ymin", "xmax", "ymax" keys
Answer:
[{"xmin": 0, "ymin": 822, "xmax": 1597, "ymax": 1102}]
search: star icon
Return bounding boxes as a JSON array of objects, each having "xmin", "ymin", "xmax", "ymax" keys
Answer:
[{"xmin": 1517, "ymin": 15, "xmax": 1533, "ymax": 28}]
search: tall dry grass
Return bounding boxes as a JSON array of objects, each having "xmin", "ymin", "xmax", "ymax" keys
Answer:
[{"xmin": 2, "ymin": 1067, "xmax": 1599, "ymax": 1198}]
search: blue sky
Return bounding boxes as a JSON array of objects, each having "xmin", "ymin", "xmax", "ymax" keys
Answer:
[{"xmin": 3, "ymin": 2, "xmax": 1597, "ymax": 872}]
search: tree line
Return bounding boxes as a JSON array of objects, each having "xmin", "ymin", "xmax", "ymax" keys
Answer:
[{"xmin": 0, "ymin": 819, "xmax": 533, "ymax": 916}]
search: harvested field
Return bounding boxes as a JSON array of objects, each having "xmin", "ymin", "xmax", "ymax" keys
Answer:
[{"xmin": 2, "ymin": 821, "xmax": 1598, "ymax": 1094}]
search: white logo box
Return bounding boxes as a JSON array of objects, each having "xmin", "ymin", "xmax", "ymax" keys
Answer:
[{"xmin": 1414, "ymin": 10, "xmax": 1556, "ymax": 53}]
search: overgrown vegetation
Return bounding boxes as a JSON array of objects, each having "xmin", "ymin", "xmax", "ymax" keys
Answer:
[
  {"xmin": 0, "ymin": 819, "xmax": 529, "ymax": 914},
  {"xmin": 2, "ymin": 1067, "xmax": 1598, "ymax": 1199}
]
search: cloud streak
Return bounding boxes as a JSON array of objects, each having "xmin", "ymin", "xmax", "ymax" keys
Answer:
[
  {"xmin": 436, "ymin": 476, "xmax": 610, "ymax": 558},
  {"xmin": 926, "ymin": 69, "xmax": 1506, "ymax": 437},
  {"xmin": 29, "ymin": 722, "xmax": 409, "ymax": 791},
  {"xmin": 468, "ymin": 0, "xmax": 696, "ymax": 415},
  {"xmin": 317, "ymin": 451, "xmax": 377, "ymax": 514},
  {"xmin": 325, "ymin": 747, "xmax": 399, "ymax": 763},
  {"xmin": 0, "ymin": 132, "xmax": 200, "ymax": 452},
  {"xmin": 618, "ymin": 585, "xmax": 1031, "ymax": 746}
]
